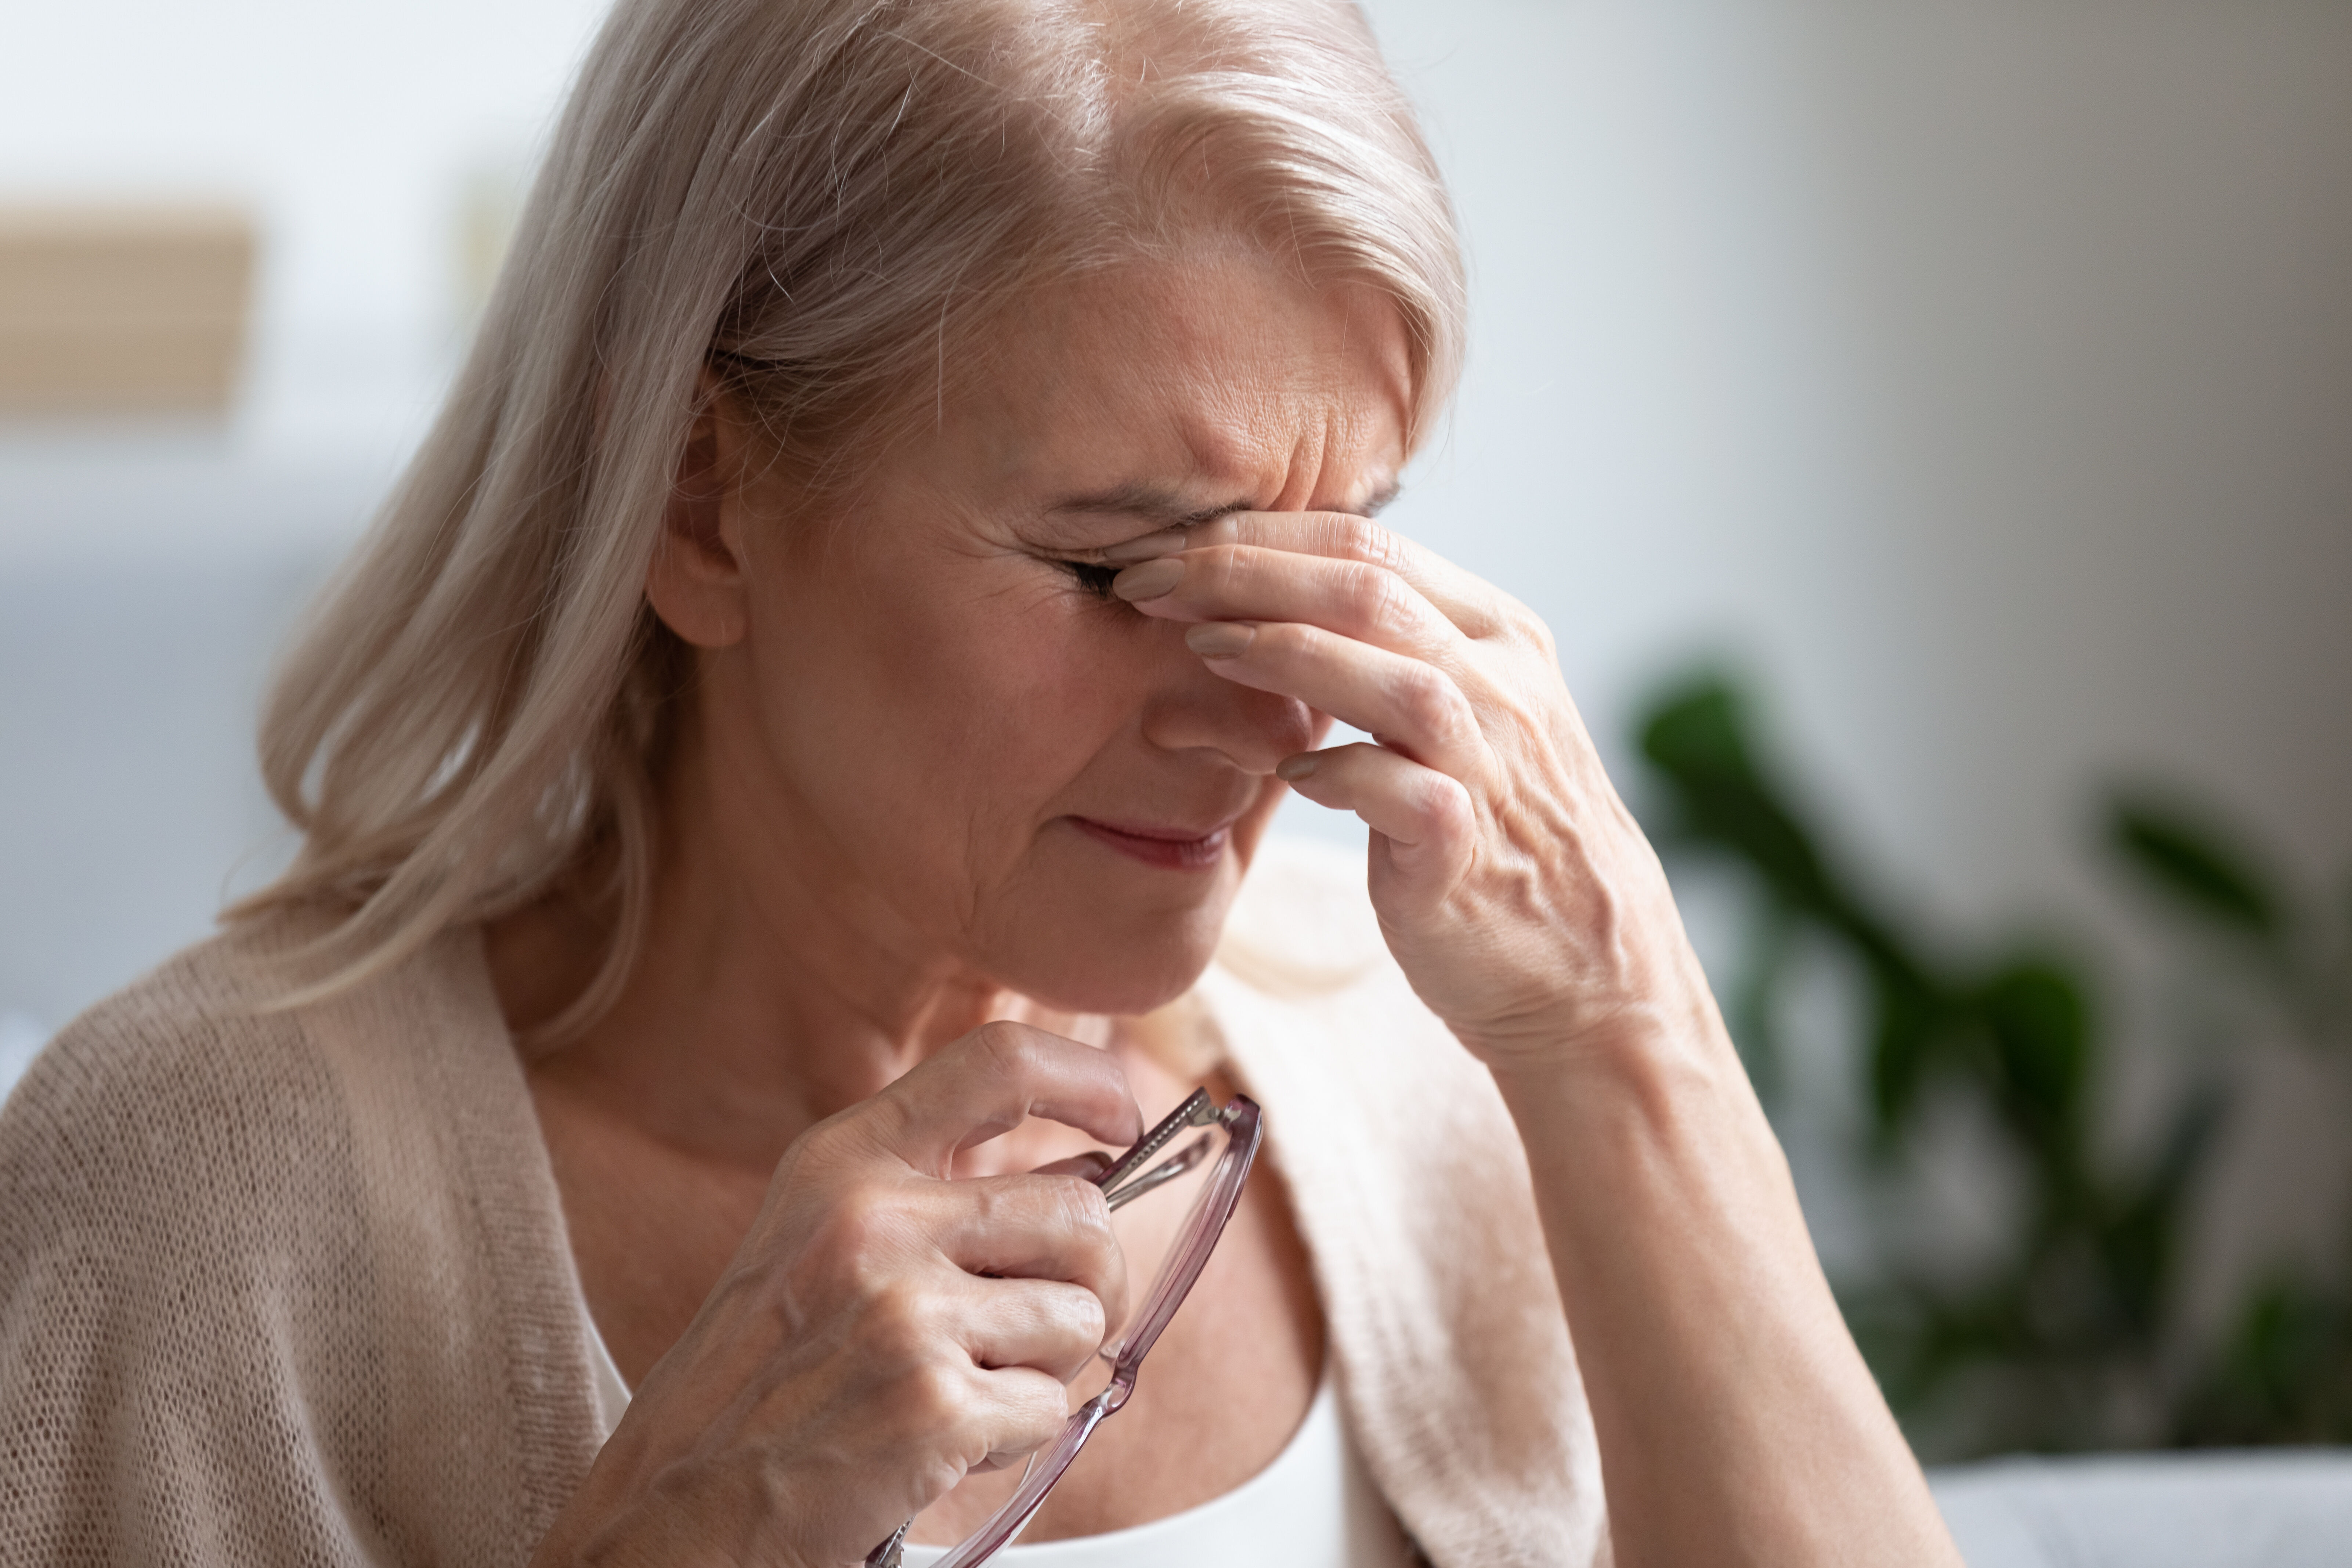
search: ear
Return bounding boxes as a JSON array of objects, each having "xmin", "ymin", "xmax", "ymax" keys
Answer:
[{"xmin": 646, "ymin": 366, "xmax": 752, "ymax": 649}]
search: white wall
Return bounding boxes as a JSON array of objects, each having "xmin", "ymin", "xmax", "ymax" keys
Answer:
[
  {"xmin": 1365, "ymin": 0, "xmax": 2352, "ymax": 906},
  {"xmin": 3, "ymin": 1, "xmax": 2349, "ymax": 1285},
  {"xmin": 0, "ymin": 0, "xmax": 609, "ymax": 452}
]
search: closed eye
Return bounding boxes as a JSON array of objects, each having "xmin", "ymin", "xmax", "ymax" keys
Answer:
[{"xmin": 1058, "ymin": 559, "xmax": 1120, "ymax": 600}]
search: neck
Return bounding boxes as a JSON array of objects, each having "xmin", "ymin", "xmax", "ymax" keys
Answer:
[{"xmin": 488, "ymin": 727, "xmax": 1111, "ymax": 1174}]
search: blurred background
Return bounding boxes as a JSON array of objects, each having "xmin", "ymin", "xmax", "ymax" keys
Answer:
[{"xmin": 3, "ymin": 0, "xmax": 2349, "ymax": 1490}]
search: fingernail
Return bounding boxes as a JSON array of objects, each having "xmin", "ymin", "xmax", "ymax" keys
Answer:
[
  {"xmin": 1185, "ymin": 621, "xmax": 1255, "ymax": 659},
  {"xmin": 1099, "ymin": 529, "xmax": 1188, "ymax": 565},
  {"xmin": 1275, "ymin": 752, "xmax": 1318, "ymax": 781},
  {"xmin": 1113, "ymin": 557, "xmax": 1184, "ymax": 602}
]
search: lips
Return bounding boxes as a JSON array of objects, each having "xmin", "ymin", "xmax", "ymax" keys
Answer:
[{"xmin": 1068, "ymin": 816, "xmax": 1233, "ymax": 871}]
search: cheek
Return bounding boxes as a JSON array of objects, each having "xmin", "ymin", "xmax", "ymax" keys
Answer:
[
  {"xmin": 763, "ymin": 579, "xmax": 1142, "ymax": 850},
  {"xmin": 886, "ymin": 600, "xmax": 1136, "ymax": 772}
]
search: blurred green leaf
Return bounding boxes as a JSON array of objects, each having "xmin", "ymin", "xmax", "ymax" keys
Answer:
[
  {"xmin": 1641, "ymin": 680, "xmax": 1837, "ymax": 909},
  {"xmin": 2182, "ymin": 1277, "xmax": 2352, "ymax": 1445},
  {"xmin": 2098, "ymin": 1086, "xmax": 2225, "ymax": 1335},
  {"xmin": 1635, "ymin": 668, "xmax": 2352, "ymax": 1457},
  {"xmin": 2109, "ymin": 796, "xmax": 2283, "ymax": 937},
  {"xmin": 1639, "ymin": 677, "xmax": 1757, "ymax": 784},
  {"xmin": 1867, "ymin": 969, "xmax": 1948, "ymax": 1139},
  {"xmin": 1975, "ymin": 957, "xmax": 2093, "ymax": 1161}
]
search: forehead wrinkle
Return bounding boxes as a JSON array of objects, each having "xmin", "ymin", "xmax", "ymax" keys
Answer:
[
  {"xmin": 959, "ymin": 252, "xmax": 1411, "ymax": 532},
  {"xmin": 1168, "ymin": 371, "xmax": 1311, "ymax": 505},
  {"xmin": 1032, "ymin": 348, "xmax": 1400, "ymax": 535}
]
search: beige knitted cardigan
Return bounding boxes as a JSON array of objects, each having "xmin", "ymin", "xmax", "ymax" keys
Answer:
[{"xmin": 0, "ymin": 841, "xmax": 1607, "ymax": 1566}]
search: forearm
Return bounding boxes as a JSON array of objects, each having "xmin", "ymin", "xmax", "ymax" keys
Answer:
[{"xmin": 1491, "ymin": 1017, "xmax": 1962, "ymax": 1568}]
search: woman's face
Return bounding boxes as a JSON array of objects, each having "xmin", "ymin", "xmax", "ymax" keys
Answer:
[{"xmin": 679, "ymin": 244, "xmax": 1413, "ymax": 1014}]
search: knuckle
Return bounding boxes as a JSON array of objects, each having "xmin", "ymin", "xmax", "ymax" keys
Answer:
[
  {"xmin": 1195, "ymin": 543, "xmax": 1247, "ymax": 595},
  {"xmin": 1334, "ymin": 558, "xmax": 1384, "ymax": 608},
  {"xmin": 1056, "ymin": 1178, "xmax": 1119, "ymax": 1258},
  {"xmin": 1032, "ymin": 1177, "xmax": 1119, "ymax": 1297},
  {"xmin": 1253, "ymin": 619, "xmax": 1312, "ymax": 661},
  {"xmin": 965, "ymin": 1175, "xmax": 1023, "ymax": 1239},
  {"xmin": 1012, "ymin": 1374, "xmax": 1070, "ymax": 1438},
  {"xmin": 1363, "ymin": 520, "xmax": 1415, "ymax": 577},
  {"xmin": 814, "ymin": 1182, "xmax": 907, "ymax": 1269},
  {"xmin": 1051, "ymin": 1169, "xmax": 1113, "ymax": 1229},
  {"xmin": 899, "ymin": 1358, "xmax": 969, "ymax": 1431},
  {"xmin": 969, "ymin": 1019, "xmax": 1038, "ymax": 1080},
  {"xmin": 788, "ymin": 1113, "xmax": 864, "ymax": 1178},
  {"xmin": 1322, "ymin": 511, "xmax": 1388, "ymax": 564},
  {"xmin": 1424, "ymin": 775, "xmax": 1478, "ymax": 842},
  {"xmin": 1061, "ymin": 1282, "xmax": 1110, "ymax": 1347},
  {"xmin": 1392, "ymin": 664, "xmax": 1468, "ymax": 743},
  {"xmin": 861, "ymin": 1278, "xmax": 937, "ymax": 1363},
  {"xmin": 1356, "ymin": 567, "xmax": 1423, "ymax": 644},
  {"xmin": 1500, "ymin": 596, "xmax": 1554, "ymax": 654},
  {"xmin": 1014, "ymin": 1174, "xmax": 1112, "ymax": 1261}
]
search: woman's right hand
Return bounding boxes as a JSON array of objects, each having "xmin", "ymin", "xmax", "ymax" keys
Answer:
[{"xmin": 530, "ymin": 1022, "xmax": 1142, "ymax": 1568}]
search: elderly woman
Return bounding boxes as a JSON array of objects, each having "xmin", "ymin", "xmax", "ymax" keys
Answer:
[{"xmin": 0, "ymin": 1, "xmax": 1960, "ymax": 1564}]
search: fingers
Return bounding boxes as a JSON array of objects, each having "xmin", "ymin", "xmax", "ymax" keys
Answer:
[
  {"xmin": 858, "ymin": 1275, "xmax": 1100, "ymax": 1476},
  {"xmin": 959, "ymin": 1367, "xmax": 1078, "ymax": 1473},
  {"xmin": 1106, "ymin": 511, "xmax": 1523, "ymax": 641},
  {"xmin": 922, "ymin": 1173, "xmax": 1128, "ymax": 1334},
  {"xmin": 957, "ymin": 1275, "xmax": 1112, "ymax": 1384},
  {"xmin": 1178, "ymin": 619, "xmax": 1488, "ymax": 779},
  {"xmin": 860, "ymin": 1341, "xmax": 1072, "ymax": 1477},
  {"xmin": 1278, "ymin": 742, "xmax": 1478, "ymax": 887},
  {"xmin": 1114, "ymin": 541, "xmax": 1465, "ymax": 664},
  {"xmin": 868, "ymin": 1022, "xmax": 1142, "ymax": 1174}
]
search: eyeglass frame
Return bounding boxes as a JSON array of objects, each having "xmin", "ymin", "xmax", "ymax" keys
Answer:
[{"xmin": 865, "ymin": 1089, "xmax": 1266, "ymax": 1568}]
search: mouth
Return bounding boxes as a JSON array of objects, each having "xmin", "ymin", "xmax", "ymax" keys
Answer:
[{"xmin": 1067, "ymin": 816, "xmax": 1234, "ymax": 872}]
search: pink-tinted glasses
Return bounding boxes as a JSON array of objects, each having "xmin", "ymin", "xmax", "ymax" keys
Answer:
[{"xmin": 866, "ymin": 1089, "xmax": 1265, "ymax": 1568}]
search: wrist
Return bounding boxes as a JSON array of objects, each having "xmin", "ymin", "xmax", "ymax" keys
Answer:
[
  {"xmin": 1480, "ymin": 1001, "xmax": 1792, "ymax": 1251},
  {"xmin": 1460, "ymin": 978, "xmax": 1735, "ymax": 1083}
]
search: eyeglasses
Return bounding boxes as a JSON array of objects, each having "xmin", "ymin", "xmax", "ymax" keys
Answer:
[{"xmin": 865, "ymin": 1088, "xmax": 1265, "ymax": 1568}]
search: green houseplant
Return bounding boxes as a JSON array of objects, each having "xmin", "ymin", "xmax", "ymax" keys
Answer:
[{"xmin": 1634, "ymin": 673, "xmax": 2352, "ymax": 1457}]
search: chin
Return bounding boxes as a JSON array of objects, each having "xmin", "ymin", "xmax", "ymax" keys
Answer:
[{"xmin": 984, "ymin": 872, "xmax": 1240, "ymax": 1017}]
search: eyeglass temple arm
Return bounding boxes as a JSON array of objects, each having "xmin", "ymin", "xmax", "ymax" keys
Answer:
[
  {"xmin": 1101, "ymin": 1132, "xmax": 1213, "ymax": 1212},
  {"xmin": 868, "ymin": 1520, "xmax": 913, "ymax": 1568},
  {"xmin": 1093, "ymin": 1088, "xmax": 1218, "ymax": 1203}
]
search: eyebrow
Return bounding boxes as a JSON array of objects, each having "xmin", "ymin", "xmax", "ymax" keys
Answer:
[{"xmin": 1045, "ymin": 481, "xmax": 1402, "ymax": 528}]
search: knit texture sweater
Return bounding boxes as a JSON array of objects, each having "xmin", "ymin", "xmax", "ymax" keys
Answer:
[{"xmin": 0, "ymin": 840, "xmax": 1608, "ymax": 1566}]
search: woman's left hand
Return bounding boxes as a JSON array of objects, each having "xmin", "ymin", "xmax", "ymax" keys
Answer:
[{"xmin": 1110, "ymin": 513, "xmax": 1717, "ymax": 1071}]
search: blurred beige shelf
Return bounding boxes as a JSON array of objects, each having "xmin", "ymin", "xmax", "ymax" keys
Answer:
[{"xmin": 0, "ymin": 206, "xmax": 256, "ymax": 415}]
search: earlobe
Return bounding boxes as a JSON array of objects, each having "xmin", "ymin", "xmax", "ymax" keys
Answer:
[{"xmin": 646, "ymin": 386, "xmax": 751, "ymax": 650}]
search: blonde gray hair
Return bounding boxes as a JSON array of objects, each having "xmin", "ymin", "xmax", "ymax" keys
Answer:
[{"xmin": 242, "ymin": 0, "xmax": 1465, "ymax": 1030}]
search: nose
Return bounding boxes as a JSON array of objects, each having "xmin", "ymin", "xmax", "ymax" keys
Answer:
[{"xmin": 1136, "ymin": 639, "xmax": 1319, "ymax": 774}]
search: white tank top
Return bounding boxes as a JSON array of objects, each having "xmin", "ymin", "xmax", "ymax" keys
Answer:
[{"xmin": 584, "ymin": 1308, "xmax": 1414, "ymax": 1568}]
